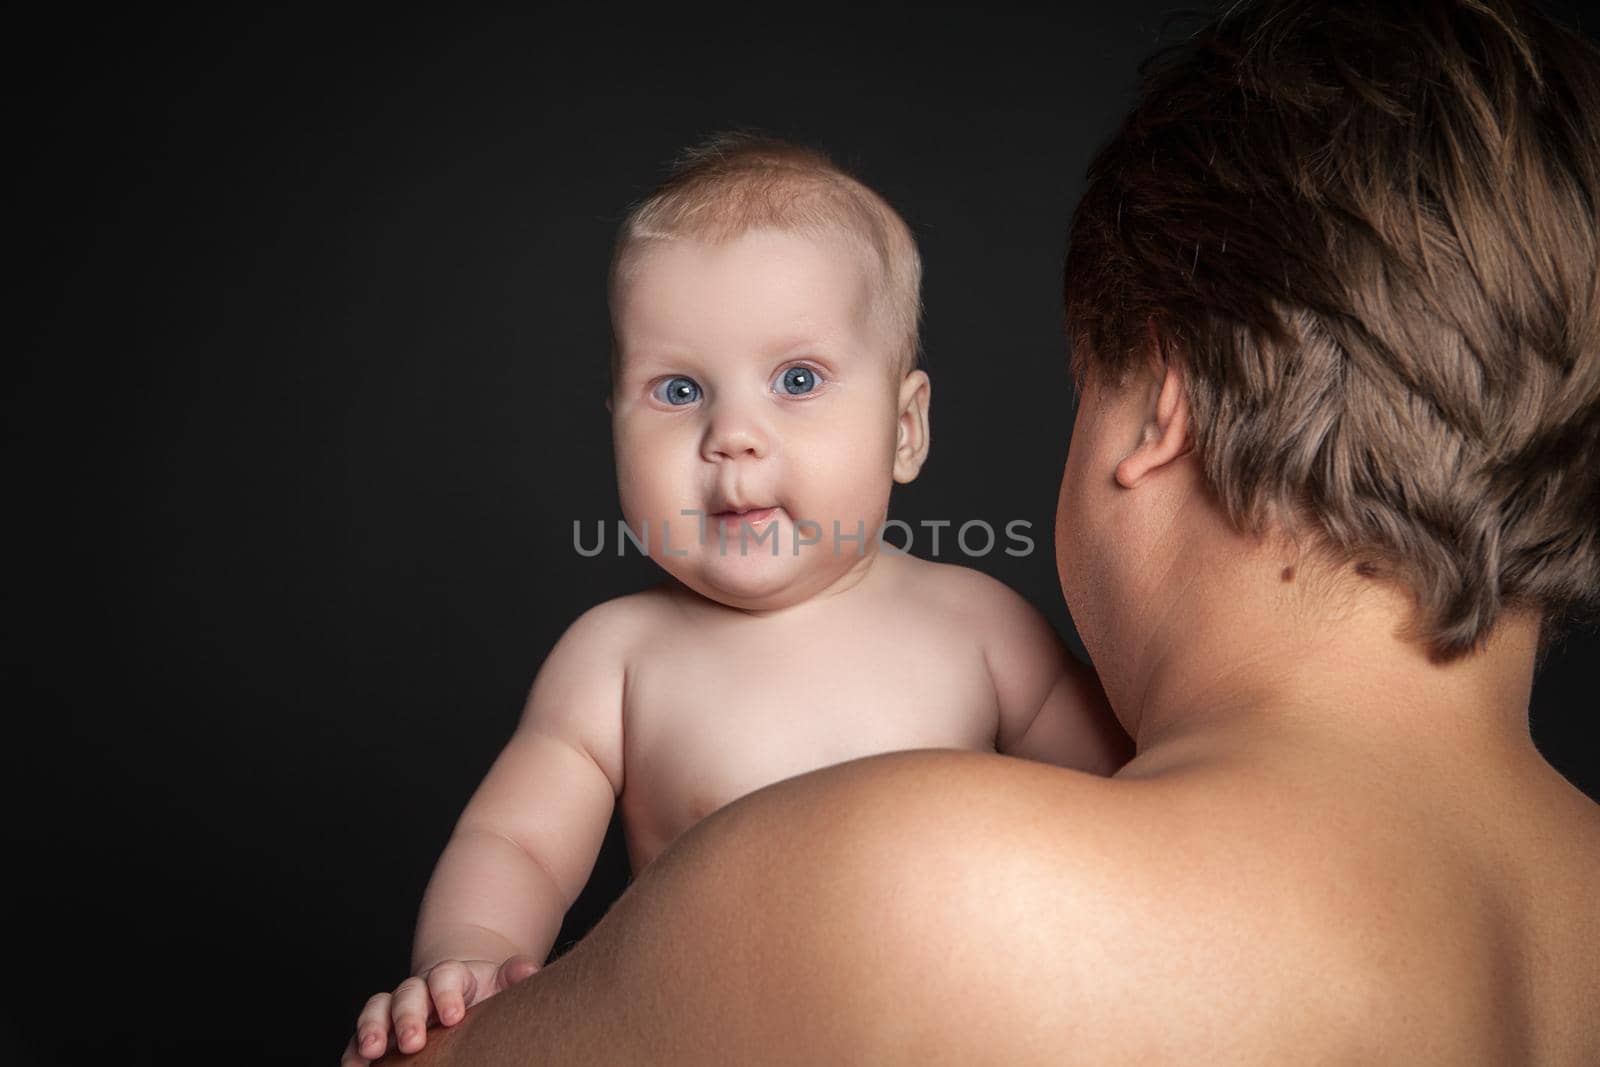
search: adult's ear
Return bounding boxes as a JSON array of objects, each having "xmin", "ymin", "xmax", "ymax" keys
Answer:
[
  {"xmin": 1113, "ymin": 362, "xmax": 1192, "ymax": 489},
  {"xmin": 892, "ymin": 369, "xmax": 931, "ymax": 484}
]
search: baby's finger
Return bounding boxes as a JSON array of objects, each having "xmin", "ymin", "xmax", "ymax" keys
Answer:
[
  {"xmin": 353, "ymin": 992, "xmax": 393, "ymax": 1062},
  {"xmin": 497, "ymin": 954, "xmax": 542, "ymax": 990},
  {"xmin": 339, "ymin": 1030, "xmax": 374, "ymax": 1067},
  {"xmin": 426, "ymin": 960, "xmax": 476, "ymax": 1026},
  {"xmin": 389, "ymin": 975, "xmax": 436, "ymax": 1054}
]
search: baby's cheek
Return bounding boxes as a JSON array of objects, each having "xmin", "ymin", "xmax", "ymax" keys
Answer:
[
  {"xmin": 616, "ymin": 466, "xmax": 681, "ymax": 535},
  {"xmin": 798, "ymin": 433, "xmax": 895, "ymax": 524},
  {"xmin": 612, "ymin": 465, "xmax": 650, "ymax": 521}
]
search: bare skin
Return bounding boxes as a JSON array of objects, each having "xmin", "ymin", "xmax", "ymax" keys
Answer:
[
  {"xmin": 372, "ymin": 359, "xmax": 1599, "ymax": 1064},
  {"xmin": 616, "ymin": 552, "xmax": 1120, "ymax": 867},
  {"xmin": 342, "ymin": 229, "xmax": 1126, "ymax": 1064}
]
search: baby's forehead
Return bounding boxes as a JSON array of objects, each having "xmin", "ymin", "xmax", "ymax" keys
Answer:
[
  {"xmin": 633, "ymin": 224, "xmax": 878, "ymax": 281},
  {"xmin": 613, "ymin": 224, "xmax": 908, "ymax": 379},
  {"xmin": 627, "ymin": 228, "xmax": 881, "ymax": 314}
]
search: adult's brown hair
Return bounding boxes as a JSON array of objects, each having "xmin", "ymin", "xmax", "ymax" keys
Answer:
[{"xmin": 1064, "ymin": 0, "xmax": 1600, "ymax": 660}]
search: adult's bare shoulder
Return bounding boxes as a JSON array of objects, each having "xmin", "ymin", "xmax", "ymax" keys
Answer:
[
  {"xmin": 374, "ymin": 749, "xmax": 1128, "ymax": 1065},
  {"xmin": 373, "ymin": 749, "xmax": 1322, "ymax": 1064},
  {"xmin": 707, "ymin": 747, "xmax": 1599, "ymax": 1062},
  {"xmin": 774, "ymin": 750, "xmax": 1390, "ymax": 1062},
  {"xmin": 376, "ymin": 747, "xmax": 1599, "ymax": 1064}
]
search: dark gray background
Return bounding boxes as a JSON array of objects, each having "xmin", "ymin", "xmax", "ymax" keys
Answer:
[{"xmin": 11, "ymin": 3, "xmax": 1595, "ymax": 1064}]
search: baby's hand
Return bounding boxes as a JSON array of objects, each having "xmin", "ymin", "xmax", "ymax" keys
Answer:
[{"xmin": 340, "ymin": 955, "xmax": 541, "ymax": 1065}]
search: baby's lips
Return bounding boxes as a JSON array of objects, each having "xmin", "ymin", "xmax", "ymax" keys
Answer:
[
  {"xmin": 713, "ymin": 505, "xmax": 778, "ymax": 520},
  {"xmin": 704, "ymin": 498, "xmax": 778, "ymax": 516}
]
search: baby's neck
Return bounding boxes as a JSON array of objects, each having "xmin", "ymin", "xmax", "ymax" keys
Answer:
[{"xmin": 674, "ymin": 544, "xmax": 901, "ymax": 620}]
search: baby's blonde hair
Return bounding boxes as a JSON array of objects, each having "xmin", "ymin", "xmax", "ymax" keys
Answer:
[{"xmin": 609, "ymin": 132, "xmax": 923, "ymax": 379}]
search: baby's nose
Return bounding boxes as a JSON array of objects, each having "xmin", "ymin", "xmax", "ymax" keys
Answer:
[{"xmin": 701, "ymin": 406, "xmax": 769, "ymax": 461}]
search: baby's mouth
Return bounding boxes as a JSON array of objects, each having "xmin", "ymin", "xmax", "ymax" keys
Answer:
[{"xmin": 709, "ymin": 505, "xmax": 780, "ymax": 529}]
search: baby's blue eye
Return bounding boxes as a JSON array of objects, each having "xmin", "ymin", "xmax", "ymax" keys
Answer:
[
  {"xmin": 654, "ymin": 376, "xmax": 701, "ymax": 405},
  {"xmin": 776, "ymin": 366, "xmax": 821, "ymax": 396}
]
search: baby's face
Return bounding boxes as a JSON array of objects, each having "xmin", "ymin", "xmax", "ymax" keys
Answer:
[{"xmin": 611, "ymin": 228, "xmax": 907, "ymax": 611}]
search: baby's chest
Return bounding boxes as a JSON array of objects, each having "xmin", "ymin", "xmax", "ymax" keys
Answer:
[{"xmin": 619, "ymin": 631, "xmax": 997, "ymax": 840}]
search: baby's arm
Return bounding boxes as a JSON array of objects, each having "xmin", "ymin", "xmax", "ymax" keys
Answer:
[
  {"xmin": 980, "ymin": 580, "xmax": 1131, "ymax": 775},
  {"xmin": 344, "ymin": 605, "xmax": 626, "ymax": 1065}
]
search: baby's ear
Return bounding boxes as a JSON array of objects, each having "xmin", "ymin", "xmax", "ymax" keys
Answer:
[
  {"xmin": 604, "ymin": 393, "xmax": 613, "ymax": 414},
  {"xmin": 893, "ymin": 369, "xmax": 931, "ymax": 484}
]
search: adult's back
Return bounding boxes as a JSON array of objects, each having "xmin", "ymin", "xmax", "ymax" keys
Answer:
[{"xmin": 1100, "ymin": 695, "xmax": 1600, "ymax": 1062}]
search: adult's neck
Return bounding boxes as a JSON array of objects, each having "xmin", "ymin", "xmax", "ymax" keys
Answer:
[{"xmin": 1114, "ymin": 531, "xmax": 1542, "ymax": 775}]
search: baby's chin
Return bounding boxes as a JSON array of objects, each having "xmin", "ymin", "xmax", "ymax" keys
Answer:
[{"xmin": 661, "ymin": 536, "xmax": 839, "ymax": 611}]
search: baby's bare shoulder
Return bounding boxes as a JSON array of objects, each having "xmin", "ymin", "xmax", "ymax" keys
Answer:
[
  {"xmin": 888, "ymin": 557, "xmax": 1062, "ymax": 671},
  {"xmin": 553, "ymin": 583, "xmax": 679, "ymax": 656},
  {"xmin": 889, "ymin": 555, "xmax": 1041, "ymax": 619},
  {"xmin": 519, "ymin": 588, "xmax": 684, "ymax": 789}
]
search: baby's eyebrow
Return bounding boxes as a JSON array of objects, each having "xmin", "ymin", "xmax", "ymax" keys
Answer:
[
  {"xmin": 765, "ymin": 334, "xmax": 856, "ymax": 363},
  {"xmin": 617, "ymin": 332, "xmax": 860, "ymax": 374},
  {"xmin": 617, "ymin": 346, "xmax": 700, "ymax": 372},
  {"xmin": 763, "ymin": 333, "xmax": 823, "ymax": 355}
]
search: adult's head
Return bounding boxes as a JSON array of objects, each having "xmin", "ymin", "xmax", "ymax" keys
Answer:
[{"xmin": 1058, "ymin": 0, "xmax": 1600, "ymax": 712}]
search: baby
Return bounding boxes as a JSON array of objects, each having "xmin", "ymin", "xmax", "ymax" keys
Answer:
[{"xmin": 342, "ymin": 134, "xmax": 1128, "ymax": 1065}]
